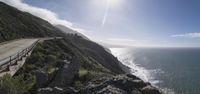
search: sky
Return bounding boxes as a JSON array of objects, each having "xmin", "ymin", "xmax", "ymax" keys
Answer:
[{"xmin": 1, "ymin": 0, "xmax": 200, "ymax": 47}]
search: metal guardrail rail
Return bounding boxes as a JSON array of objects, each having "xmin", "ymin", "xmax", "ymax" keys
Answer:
[{"xmin": 0, "ymin": 40, "xmax": 39, "ymax": 72}]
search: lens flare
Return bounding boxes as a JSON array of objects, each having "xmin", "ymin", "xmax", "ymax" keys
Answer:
[{"xmin": 100, "ymin": 0, "xmax": 124, "ymax": 28}]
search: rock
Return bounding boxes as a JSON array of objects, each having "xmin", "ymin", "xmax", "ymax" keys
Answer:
[
  {"xmin": 126, "ymin": 74, "xmax": 139, "ymax": 80},
  {"xmin": 49, "ymin": 56, "xmax": 80, "ymax": 87},
  {"xmin": 131, "ymin": 89, "xmax": 143, "ymax": 94},
  {"xmin": 38, "ymin": 87, "xmax": 77, "ymax": 94},
  {"xmin": 37, "ymin": 87, "xmax": 53, "ymax": 94},
  {"xmin": 34, "ymin": 70, "xmax": 48, "ymax": 88},
  {"xmin": 81, "ymin": 74, "xmax": 163, "ymax": 94},
  {"xmin": 96, "ymin": 85, "xmax": 127, "ymax": 94},
  {"xmin": 141, "ymin": 85, "xmax": 162, "ymax": 94}
]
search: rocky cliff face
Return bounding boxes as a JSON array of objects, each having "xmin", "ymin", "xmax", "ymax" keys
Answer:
[
  {"xmin": 81, "ymin": 74, "xmax": 162, "ymax": 94},
  {"xmin": 13, "ymin": 39, "xmax": 162, "ymax": 94},
  {"xmin": 0, "ymin": 2, "xmax": 163, "ymax": 94}
]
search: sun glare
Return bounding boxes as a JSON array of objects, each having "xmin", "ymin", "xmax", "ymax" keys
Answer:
[{"xmin": 108, "ymin": 0, "xmax": 123, "ymax": 7}]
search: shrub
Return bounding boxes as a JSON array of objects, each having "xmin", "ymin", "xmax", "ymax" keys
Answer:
[
  {"xmin": 74, "ymin": 81, "xmax": 83, "ymax": 90},
  {"xmin": 79, "ymin": 68, "xmax": 88, "ymax": 77},
  {"xmin": 46, "ymin": 54, "xmax": 57, "ymax": 64},
  {"xmin": 0, "ymin": 74, "xmax": 36, "ymax": 94}
]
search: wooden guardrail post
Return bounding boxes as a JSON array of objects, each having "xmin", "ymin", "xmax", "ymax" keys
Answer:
[
  {"xmin": 6, "ymin": 65, "xmax": 10, "ymax": 71},
  {"xmin": 19, "ymin": 51, "xmax": 22, "ymax": 61},
  {"xmin": 9, "ymin": 56, "xmax": 11, "ymax": 65},
  {"xmin": 16, "ymin": 53, "xmax": 18, "ymax": 61}
]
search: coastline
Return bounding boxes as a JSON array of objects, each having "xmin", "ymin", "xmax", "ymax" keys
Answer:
[{"xmin": 110, "ymin": 48, "xmax": 173, "ymax": 94}]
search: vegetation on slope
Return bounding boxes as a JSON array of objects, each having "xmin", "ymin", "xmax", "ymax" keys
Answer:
[
  {"xmin": 0, "ymin": 36, "xmax": 116, "ymax": 94},
  {"xmin": 0, "ymin": 74, "xmax": 35, "ymax": 94},
  {"xmin": 0, "ymin": 2, "xmax": 61, "ymax": 42},
  {"xmin": 0, "ymin": 1, "xmax": 125, "ymax": 75}
]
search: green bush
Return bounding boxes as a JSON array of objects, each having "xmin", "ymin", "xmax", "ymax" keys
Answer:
[
  {"xmin": 74, "ymin": 81, "xmax": 83, "ymax": 90},
  {"xmin": 79, "ymin": 68, "xmax": 89, "ymax": 77},
  {"xmin": 0, "ymin": 74, "xmax": 36, "ymax": 94},
  {"xmin": 46, "ymin": 54, "xmax": 57, "ymax": 64}
]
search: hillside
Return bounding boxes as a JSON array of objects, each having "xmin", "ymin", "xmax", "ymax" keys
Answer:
[
  {"xmin": 0, "ymin": 1, "xmax": 125, "ymax": 74},
  {"xmin": 0, "ymin": 1, "xmax": 162, "ymax": 94},
  {"xmin": 55, "ymin": 24, "xmax": 89, "ymax": 40},
  {"xmin": 0, "ymin": 2, "xmax": 61, "ymax": 42}
]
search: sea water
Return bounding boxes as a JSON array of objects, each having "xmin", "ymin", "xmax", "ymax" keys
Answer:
[{"xmin": 110, "ymin": 47, "xmax": 200, "ymax": 94}]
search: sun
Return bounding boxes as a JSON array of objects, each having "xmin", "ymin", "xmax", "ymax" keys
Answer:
[
  {"xmin": 107, "ymin": 0, "xmax": 123, "ymax": 7},
  {"xmin": 90, "ymin": 0, "xmax": 124, "ymax": 9}
]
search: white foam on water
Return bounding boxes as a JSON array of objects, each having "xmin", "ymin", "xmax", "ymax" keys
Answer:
[
  {"xmin": 162, "ymin": 88, "xmax": 175, "ymax": 94},
  {"xmin": 110, "ymin": 48, "xmax": 175, "ymax": 94},
  {"xmin": 111, "ymin": 48, "xmax": 158, "ymax": 82}
]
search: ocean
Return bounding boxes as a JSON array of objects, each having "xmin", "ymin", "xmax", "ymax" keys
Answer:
[{"xmin": 110, "ymin": 47, "xmax": 200, "ymax": 94}]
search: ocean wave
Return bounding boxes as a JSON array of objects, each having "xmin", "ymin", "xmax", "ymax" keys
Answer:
[
  {"xmin": 110, "ymin": 48, "xmax": 175, "ymax": 94},
  {"xmin": 110, "ymin": 48, "xmax": 159, "ymax": 82}
]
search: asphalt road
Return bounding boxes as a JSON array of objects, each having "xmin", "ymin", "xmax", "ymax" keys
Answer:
[{"xmin": 0, "ymin": 39, "xmax": 38, "ymax": 65}]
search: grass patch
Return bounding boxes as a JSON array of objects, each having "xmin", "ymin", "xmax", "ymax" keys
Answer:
[
  {"xmin": 79, "ymin": 68, "xmax": 89, "ymax": 77},
  {"xmin": 0, "ymin": 74, "xmax": 36, "ymax": 94},
  {"xmin": 74, "ymin": 81, "xmax": 83, "ymax": 90}
]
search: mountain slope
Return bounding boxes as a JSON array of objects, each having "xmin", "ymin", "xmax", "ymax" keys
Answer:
[
  {"xmin": 0, "ymin": 2, "xmax": 61, "ymax": 42},
  {"xmin": 55, "ymin": 24, "xmax": 89, "ymax": 40},
  {"xmin": 0, "ymin": 1, "xmax": 162, "ymax": 94},
  {"xmin": 0, "ymin": 1, "xmax": 125, "ymax": 74}
]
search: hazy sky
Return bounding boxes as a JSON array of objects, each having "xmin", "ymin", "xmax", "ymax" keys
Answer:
[{"xmin": 12, "ymin": 0, "xmax": 200, "ymax": 47}]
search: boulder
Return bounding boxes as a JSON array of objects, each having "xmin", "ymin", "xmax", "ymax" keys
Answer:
[
  {"xmin": 34, "ymin": 70, "xmax": 48, "ymax": 88},
  {"xmin": 38, "ymin": 87, "xmax": 77, "ymax": 94},
  {"xmin": 96, "ymin": 85, "xmax": 128, "ymax": 94},
  {"xmin": 49, "ymin": 56, "xmax": 80, "ymax": 87},
  {"xmin": 141, "ymin": 85, "xmax": 162, "ymax": 94},
  {"xmin": 81, "ymin": 74, "xmax": 163, "ymax": 94}
]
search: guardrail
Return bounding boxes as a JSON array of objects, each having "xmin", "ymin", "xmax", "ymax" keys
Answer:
[{"xmin": 0, "ymin": 40, "xmax": 39, "ymax": 73}]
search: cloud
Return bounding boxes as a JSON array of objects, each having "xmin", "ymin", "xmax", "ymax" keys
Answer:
[
  {"xmin": 97, "ymin": 38, "xmax": 173, "ymax": 47},
  {"xmin": 171, "ymin": 32, "xmax": 200, "ymax": 38},
  {"xmin": 108, "ymin": 38, "xmax": 136, "ymax": 42},
  {"xmin": 0, "ymin": 0, "xmax": 86, "ymax": 34}
]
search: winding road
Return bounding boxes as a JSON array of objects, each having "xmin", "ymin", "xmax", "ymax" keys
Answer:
[
  {"xmin": 0, "ymin": 37, "xmax": 62, "ymax": 77},
  {"xmin": 0, "ymin": 39, "xmax": 38, "ymax": 66},
  {"xmin": 0, "ymin": 39, "xmax": 39, "ymax": 77}
]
